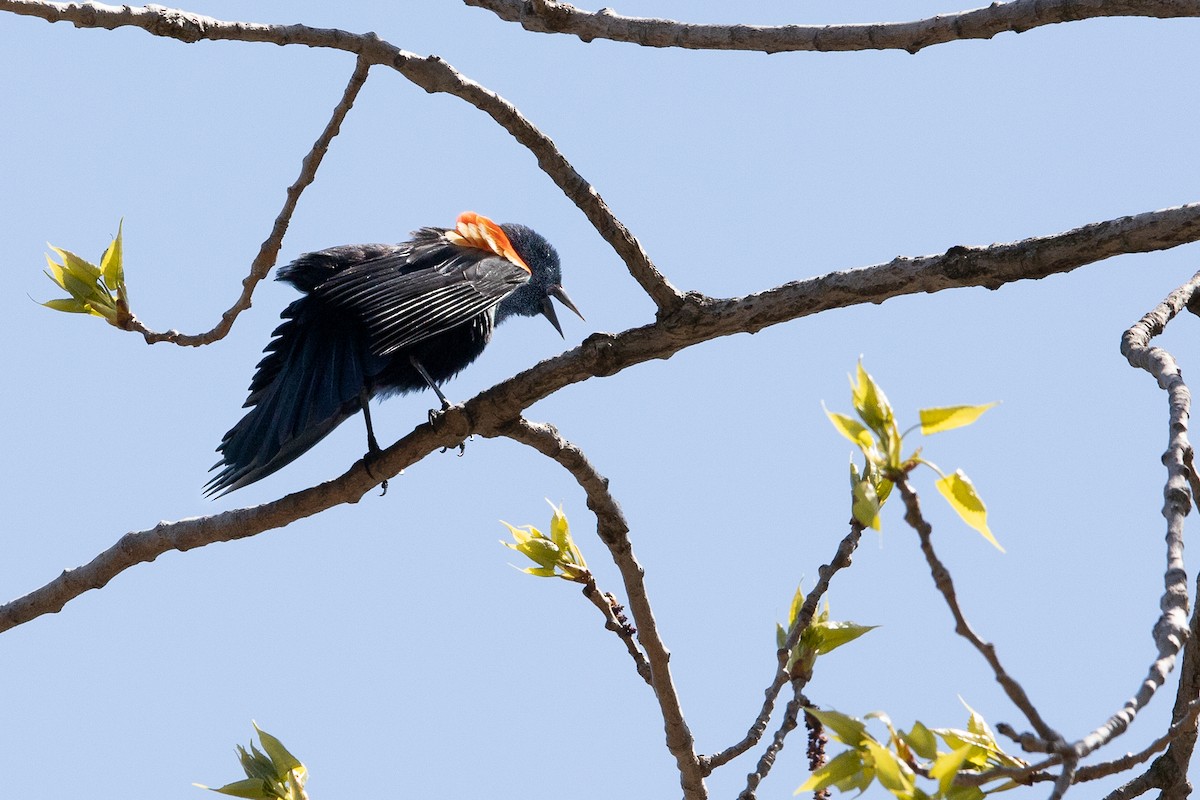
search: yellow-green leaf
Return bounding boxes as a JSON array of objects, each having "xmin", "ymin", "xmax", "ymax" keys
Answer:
[
  {"xmin": 202, "ymin": 778, "xmax": 272, "ymax": 799},
  {"xmin": 919, "ymin": 404, "xmax": 998, "ymax": 435},
  {"xmin": 826, "ymin": 408, "xmax": 875, "ymax": 451},
  {"xmin": 813, "ymin": 620, "xmax": 878, "ymax": 654},
  {"xmin": 930, "ymin": 745, "xmax": 973, "ymax": 796},
  {"xmin": 49, "ymin": 245, "xmax": 102, "ymax": 283},
  {"xmin": 41, "ymin": 298, "xmax": 91, "ymax": 314},
  {"xmin": 852, "ymin": 478, "xmax": 881, "ymax": 530},
  {"xmin": 806, "ymin": 707, "xmax": 871, "ymax": 746},
  {"xmin": 100, "ymin": 219, "xmax": 124, "ymax": 289},
  {"xmin": 934, "ymin": 470, "xmax": 1003, "ymax": 552},
  {"xmin": 252, "ymin": 723, "xmax": 303, "ymax": 778},
  {"xmin": 852, "ymin": 361, "xmax": 894, "ymax": 437},
  {"xmin": 864, "ymin": 740, "xmax": 915, "ymax": 799},
  {"xmin": 796, "ymin": 749, "xmax": 864, "ymax": 794},
  {"xmin": 902, "ymin": 721, "xmax": 937, "ymax": 761}
]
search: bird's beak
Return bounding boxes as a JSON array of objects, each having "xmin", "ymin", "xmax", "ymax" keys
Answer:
[{"xmin": 540, "ymin": 285, "xmax": 585, "ymax": 338}]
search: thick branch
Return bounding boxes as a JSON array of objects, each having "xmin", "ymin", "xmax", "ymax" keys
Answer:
[
  {"xmin": 5, "ymin": 203, "xmax": 1200, "ymax": 634},
  {"xmin": 465, "ymin": 0, "xmax": 1200, "ymax": 54},
  {"xmin": 0, "ymin": 0, "xmax": 680, "ymax": 312},
  {"xmin": 495, "ymin": 418, "xmax": 706, "ymax": 800}
]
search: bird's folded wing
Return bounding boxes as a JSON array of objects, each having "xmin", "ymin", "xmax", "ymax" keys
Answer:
[{"xmin": 316, "ymin": 251, "xmax": 530, "ymax": 356}]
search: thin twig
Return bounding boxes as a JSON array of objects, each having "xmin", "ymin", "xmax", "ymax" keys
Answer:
[
  {"xmin": 580, "ymin": 575, "xmax": 652, "ymax": 684},
  {"xmin": 495, "ymin": 418, "xmax": 707, "ymax": 800},
  {"xmin": 133, "ymin": 55, "xmax": 370, "ymax": 345},
  {"xmin": 0, "ymin": 0, "xmax": 681, "ymax": 312},
  {"xmin": 895, "ymin": 479, "xmax": 1062, "ymax": 746},
  {"xmin": 702, "ymin": 521, "xmax": 864, "ymax": 773},
  {"xmin": 464, "ymin": 0, "xmax": 1200, "ymax": 54},
  {"xmin": 737, "ymin": 688, "xmax": 808, "ymax": 800}
]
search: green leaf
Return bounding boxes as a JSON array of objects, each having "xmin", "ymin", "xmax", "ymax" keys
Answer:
[
  {"xmin": 252, "ymin": 723, "xmax": 303, "ymax": 778},
  {"xmin": 902, "ymin": 721, "xmax": 938, "ymax": 761},
  {"xmin": 919, "ymin": 404, "xmax": 998, "ymax": 435},
  {"xmin": 202, "ymin": 778, "xmax": 273, "ymax": 799},
  {"xmin": 806, "ymin": 707, "xmax": 871, "ymax": 746},
  {"xmin": 49, "ymin": 245, "xmax": 102, "ymax": 283},
  {"xmin": 813, "ymin": 620, "xmax": 878, "ymax": 654},
  {"xmin": 100, "ymin": 219, "xmax": 124, "ymax": 290},
  {"xmin": 864, "ymin": 740, "xmax": 916, "ymax": 799},
  {"xmin": 41, "ymin": 298, "xmax": 91, "ymax": 314},
  {"xmin": 796, "ymin": 748, "xmax": 865, "ymax": 794},
  {"xmin": 852, "ymin": 478, "xmax": 881, "ymax": 530},
  {"xmin": 934, "ymin": 470, "xmax": 1003, "ymax": 552},
  {"xmin": 826, "ymin": 408, "xmax": 875, "ymax": 451},
  {"xmin": 787, "ymin": 583, "xmax": 805, "ymax": 630},
  {"xmin": 851, "ymin": 360, "xmax": 895, "ymax": 437},
  {"xmin": 929, "ymin": 746, "xmax": 973, "ymax": 796}
]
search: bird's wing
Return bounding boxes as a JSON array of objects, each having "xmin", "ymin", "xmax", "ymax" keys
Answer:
[{"xmin": 315, "ymin": 248, "xmax": 530, "ymax": 356}]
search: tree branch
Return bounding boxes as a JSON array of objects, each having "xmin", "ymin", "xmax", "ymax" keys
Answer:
[
  {"xmin": 6, "ymin": 203, "xmax": 1200, "ymax": 635},
  {"xmin": 464, "ymin": 0, "xmax": 1200, "ymax": 54},
  {"xmin": 126, "ymin": 55, "xmax": 371, "ymax": 346},
  {"xmin": 895, "ymin": 479, "xmax": 1062, "ymax": 747},
  {"xmin": 0, "ymin": 0, "xmax": 681, "ymax": 312},
  {"xmin": 702, "ymin": 521, "xmax": 864, "ymax": 773},
  {"xmin": 494, "ymin": 417, "xmax": 706, "ymax": 799}
]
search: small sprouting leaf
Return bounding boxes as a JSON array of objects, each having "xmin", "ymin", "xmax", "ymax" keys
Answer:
[
  {"xmin": 919, "ymin": 403, "xmax": 998, "ymax": 435},
  {"xmin": 826, "ymin": 408, "xmax": 875, "ymax": 451},
  {"xmin": 813, "ymin": 620, "xmax": 878, "ymax": 654},
  {"xmin": 852, "ymin": 478, "xmax": 881, "ymax": 530},
  {"xmin": 41, "ymin": 298, "xmax": 91, "ymax": 314},
  {"xmin": 806, "ymin": 707, "xmax": 871, "ymax": 746},
  {"xmin": 796, "ymin": 748, "xmax": 865, "ymax": 794},
  {"xmin": 200, "ymin": 778, "xmax": 273, "ymax": 798},
  {"xmin": 252, "ymin": 723, "xmax": 303, "ymax": 777},
  {"xmin": 935, "ymin": 470, "xmax": 1003, "ymax": 552},
  {"xmin": 852, "ymin": 360, "xmax": 895, "ymax": 437},
  {"xmin": 100, "ymin": 219, "xmax": 124, "ymax": 290}
]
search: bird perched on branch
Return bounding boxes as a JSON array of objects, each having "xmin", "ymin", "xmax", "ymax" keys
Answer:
[{"xmin": 205, "ymin": 211, "xmax": 583, "ymax": 497}]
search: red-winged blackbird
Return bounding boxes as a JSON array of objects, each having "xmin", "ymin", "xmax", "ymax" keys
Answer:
[{"xmin": 205, "ymin": 212, "xmax": 582, "ymax": 496}]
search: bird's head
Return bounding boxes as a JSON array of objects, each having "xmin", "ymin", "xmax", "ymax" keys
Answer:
[{"xmin": 494, "ymin": 222, "xmax": 583, "ymax": 336}]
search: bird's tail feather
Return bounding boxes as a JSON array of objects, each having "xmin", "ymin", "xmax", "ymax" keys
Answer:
[{"xmin": 205, "ymin": 297, "xmax": 370, "ymax": 497}]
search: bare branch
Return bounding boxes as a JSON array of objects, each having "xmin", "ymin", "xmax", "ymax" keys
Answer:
[
  {"xmin": 895, "ymin": 479, "xmax": 1061, "ymax": 746},
  {"xmin": 737, "ymin": 688, "xmax": 808, "ymax": 799},
  {"xmin": 464, "ymin": 0, "xmax": 1200, "ymax": 54},
  {"xmin": 579, "ymin": 575, "xmax": 652, "ymax": 685},
  {"xmin": 0, "ymin": 1, "xmax": 681, "ymax": 312},
  {"xmin": 126, "ymin": 56, "xmax": 371, "ymax": 346},
  {"xmin": 702, "ymin": 521, "xmax": 864, "ymax": 773},
  {"xmin": 1117, "ymin": 269, "xmax": 1200, "ymax": 795},
  {"xmin": 494, "ymin": 418, "xmax": 706, "ymax": 799},
  {"xmin": 1076, "ymin": 698, "xmax": 1200, "ymax": 783}
]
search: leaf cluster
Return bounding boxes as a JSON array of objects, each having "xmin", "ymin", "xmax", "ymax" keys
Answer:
[
  {"xmin": 195, "ymin": 724, "xmax": 307, "ymax": 799},
  {"xmin": 777, "ymin": 583, "xmax": 875, "ymax": 681},
  {"xmin": 826, "ymin": 362, "xmax": 1001, "ymax": 550},
  {"xmin": 41, "ymin": 221, "xmax": 131, "ymax": 327},
  {"xmin": 799, "ymin": 704, "xmax": 1025, "ymax": 800},
  {"xmin": 501, "ymin": 501, "xmax": 589, "ymax": 582}
]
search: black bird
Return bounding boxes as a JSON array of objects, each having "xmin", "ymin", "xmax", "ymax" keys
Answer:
[{"xmin": 206, "ymin": 212, "xmax": 582, "ymax": 496}]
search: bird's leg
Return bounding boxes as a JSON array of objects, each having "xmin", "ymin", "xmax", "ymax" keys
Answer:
[
  {"xmin": 409, "ymin": 355, "xmax": 467, "ymax": 456},
  {"xmin": 409, "ymin": 355, "xmax": 452, "ymax": 415},
  {"xmin": 360, "ymin": 389, "xmax": 388, "ymax": 496}
]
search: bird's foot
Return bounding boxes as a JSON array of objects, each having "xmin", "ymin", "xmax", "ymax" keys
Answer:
[{"xmin": 364, "ymin": 443, "xmax": 390, "ymax": 496}]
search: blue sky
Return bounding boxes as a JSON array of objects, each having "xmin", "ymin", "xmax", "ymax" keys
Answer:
[{"xmin": 2, "ymin": 2, "xmax": 1199, "ymax": 798}]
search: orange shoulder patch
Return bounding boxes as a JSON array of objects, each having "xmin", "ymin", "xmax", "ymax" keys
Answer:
[{"xmin": 444, "ymin": 211, "xmax": 531, "ymax": 274}]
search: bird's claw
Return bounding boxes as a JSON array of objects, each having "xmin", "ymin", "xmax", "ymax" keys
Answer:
[{"xmin": 363, "ymin": 444, "xmax": 389, "ymax": 496}]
